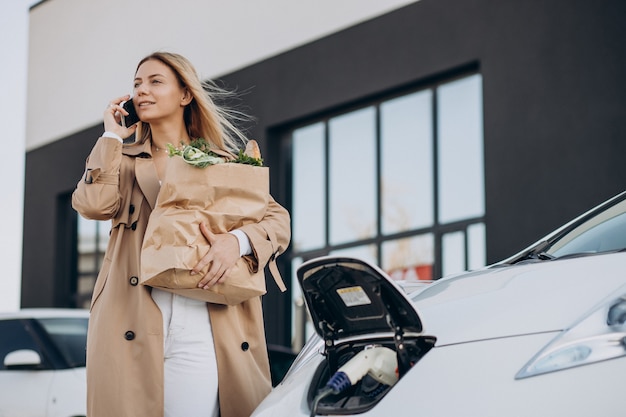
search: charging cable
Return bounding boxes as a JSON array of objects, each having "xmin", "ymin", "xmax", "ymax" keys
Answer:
[{"xmin": 310, "ymin": 346, "xmax": 398, "ymax": 416}]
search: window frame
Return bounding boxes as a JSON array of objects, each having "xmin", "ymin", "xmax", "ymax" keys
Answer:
[{"xmin": 284, "ymin": 69, "xmax": 486, "ymax": 279}]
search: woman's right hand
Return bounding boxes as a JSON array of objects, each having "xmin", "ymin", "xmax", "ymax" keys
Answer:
[{"xmin": 103, "ymin": 95, "xmax": 138, "ymax": 139}]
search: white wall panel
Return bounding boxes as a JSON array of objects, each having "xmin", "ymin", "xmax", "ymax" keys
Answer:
[
  {"xmin": 0, "ymin": 0, "xmax": 28, "ymax": 312},
  {"xmin": 26, "ymin": 0, "xmax": 418, "ymax": 150}
]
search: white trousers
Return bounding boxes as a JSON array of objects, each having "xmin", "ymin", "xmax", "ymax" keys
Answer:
[{"xmin": 152, "ymin": 289, "xmax": 219, "ymax": 417}]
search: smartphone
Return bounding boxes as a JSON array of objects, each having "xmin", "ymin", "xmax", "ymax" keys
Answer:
[{"xmin": 122, "ymin": 98, "xmax": 140, "ymax": 127}]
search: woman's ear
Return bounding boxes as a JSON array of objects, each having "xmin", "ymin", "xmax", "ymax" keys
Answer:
[{"xmin": 181, "ymin": 88, "xmax": 193, "ymax": 106}]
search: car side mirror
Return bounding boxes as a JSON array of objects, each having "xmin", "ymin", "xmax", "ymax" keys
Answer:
[{"xmin": 4, "ymin": 349, "xmax": 42, "ymax": 370}]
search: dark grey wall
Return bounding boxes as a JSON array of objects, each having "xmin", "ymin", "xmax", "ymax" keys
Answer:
[
  {"xmin": 216, "ymin": 0, "xmax": 626, "ymax": 260},
  {"xmin": 23, "ymin": 0, "xmax": 626, "ymax": 345}
]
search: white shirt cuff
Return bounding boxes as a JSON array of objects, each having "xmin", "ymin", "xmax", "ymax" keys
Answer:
[
  {"xmin": 102, "ymin": 131, "xmax": 123, "ymax": 143},
  {"xmin": 229, "ymin": 229, "xmax": 252, "ymax": 257}
]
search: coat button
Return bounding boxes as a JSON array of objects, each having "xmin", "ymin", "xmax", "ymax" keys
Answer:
[
  {"xmin": 131, "ymin": 221, "xmax": 137, "ymax": 230},
  {"xmin": 129, "ymin": 276, "xmax": 139, "ymax": 286},
  {"xmin": 129, "ymin": 204, "xmax": 135, "ymax": 214},
  {"xmin": 241, "ymin": 342, "xmax": 249, "ymax": 351},
  {"xmin": 124, "ymin": 331, "xmax": 135, "ymax": 341}
]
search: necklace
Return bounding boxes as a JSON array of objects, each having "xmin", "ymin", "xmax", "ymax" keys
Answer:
[
  {"xmin": 152, "ymin": 144, "xmax": 167, "ymax": 153},
  {"xmin": 153, "ymin": 138, "xmax": 188, "ymax": 154}
]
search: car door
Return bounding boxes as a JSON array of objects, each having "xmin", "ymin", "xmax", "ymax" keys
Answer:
[
  {"xmin": 0, "ymin": 318, "xmax": 54, "ymax": 417},
  {"xmin": 37, "ymin": 317, "xmax": 88, "ymax": 417}
]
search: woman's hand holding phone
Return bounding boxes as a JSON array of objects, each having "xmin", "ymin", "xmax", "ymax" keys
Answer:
[
  {"xmin": 122, "ymin": 98, "xmax": 140, "ymax": 127},
  {"xmin": 104, "ymin": 94, "xmax": 138, "ymax": 140}
]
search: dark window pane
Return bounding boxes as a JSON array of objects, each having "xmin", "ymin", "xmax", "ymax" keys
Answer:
[
  {"xmin": 38, "ymin": 318, "xmax": 88, "ymax": 368},
  {"xmin": 77, "ymin": 217, "xmax": 109, "ymax": 308},
  {"xmin": 0, "ymin": 320, "xmax": 43, "ymax": 371}
]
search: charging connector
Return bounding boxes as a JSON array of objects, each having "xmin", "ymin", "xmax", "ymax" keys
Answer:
[
  {"xmin": 310, "ymin": 346, "xmax": 398, "ymax": 416},
  {"xmin": 326, "ymin": 346, "xmax": 398, "ymax": 394}
]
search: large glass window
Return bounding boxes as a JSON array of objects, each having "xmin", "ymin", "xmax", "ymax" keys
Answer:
[
  {"xmin": 289, "ymin": 72, "xmax": 486, "ymax": 347},
  {"xmin": 437, "ymin": 75, "xmax": 485, "ymax": 224},
  {"xmin": 329, "ymin": 107, "xmax": 377, "ymax": 245},
  {"xmin": 76, "ymin": 217, "xmax": 109, "ymax": 308},
  {"xmin": 292, "ymin": 123, "xmax": 326, "ymax": 252},
  {"xmin": 381, "ymin": 90, "xmax": 434, "ymax": 234}
]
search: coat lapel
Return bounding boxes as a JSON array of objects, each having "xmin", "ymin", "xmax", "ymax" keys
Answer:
[{"xmin": 124, "ymin": 140, "xmax": 160, "ymax": 210}]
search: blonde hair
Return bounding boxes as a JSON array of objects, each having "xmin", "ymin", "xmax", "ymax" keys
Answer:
[{"xmin": 134, "ymin": 51, "xmax": 249, "ymax": 153}]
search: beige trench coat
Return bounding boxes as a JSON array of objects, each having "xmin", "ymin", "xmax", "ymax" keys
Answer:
[{"xmin": 72, "ymin": 137, "xmax": 291, "ymax": 417}]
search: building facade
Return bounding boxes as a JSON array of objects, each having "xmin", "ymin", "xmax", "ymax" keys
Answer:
[{"xmin": 23, "ymin": 0, "xmax": 626, "ymax": 349}]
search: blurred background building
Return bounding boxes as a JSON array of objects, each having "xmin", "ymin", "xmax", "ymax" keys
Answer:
[{"xmin": 22, "ymin": 0, "xmax": 626, "ymax": 350}]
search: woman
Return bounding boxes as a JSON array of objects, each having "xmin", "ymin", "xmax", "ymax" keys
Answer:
[{"xmin": 72, "ymin": 52, "xmax": 291, "ymax": 417}]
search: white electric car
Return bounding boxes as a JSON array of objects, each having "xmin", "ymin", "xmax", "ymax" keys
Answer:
[
  {"xmin": 0, "ymin": 308, "xmax": 89, "ymax": 417},
  {"xmin": 253, "ymin": 190, "xmax": 626, "ymax": 417}
]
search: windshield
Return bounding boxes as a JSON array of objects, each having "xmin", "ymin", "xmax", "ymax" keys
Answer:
[
  {"xmin": 547, "ymin": 197, "xmax": 626, "ymax": 258},
  {"xmin": 37, "ymin": 317, "xmax": 88, "ymax": 367}
]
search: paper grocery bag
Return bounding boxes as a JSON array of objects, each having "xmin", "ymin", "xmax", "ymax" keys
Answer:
[
  {"xmin": 140, "ymin": 157, "xmax": 269, "ymax": 304},
  {"xmin": 143, "ymin": 264, "xmax": 266, "ymax": 305}
]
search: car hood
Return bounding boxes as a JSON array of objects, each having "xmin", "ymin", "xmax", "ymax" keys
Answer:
[{"xmin": 413, "ymin": 252, "xmax": 626, "ymax": 345}]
